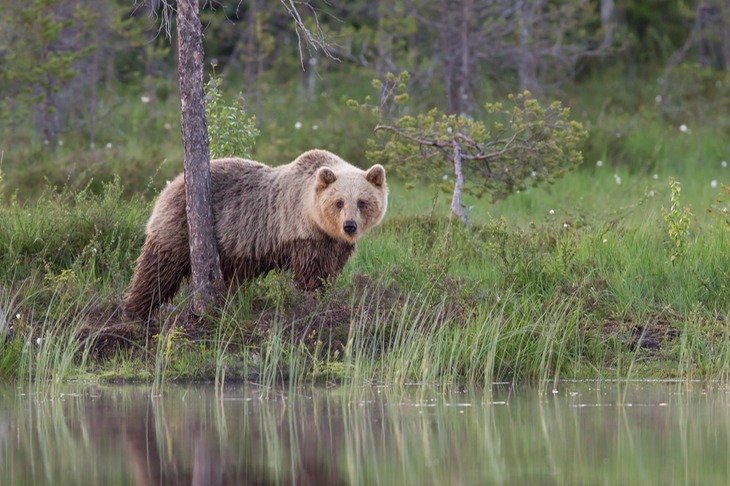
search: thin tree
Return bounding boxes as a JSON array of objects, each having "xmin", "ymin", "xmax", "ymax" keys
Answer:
[{"xmin": 176, "ymin": 0, "xmax": 222, "ymax": 315}]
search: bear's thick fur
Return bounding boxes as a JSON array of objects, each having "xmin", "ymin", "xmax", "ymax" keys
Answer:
[{"xmin": 123, "ymin": 149, "xmax": 388, "ymax": 321}]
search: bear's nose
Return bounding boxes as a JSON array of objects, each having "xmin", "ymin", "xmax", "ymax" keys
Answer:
[{"xmin": 343, "ymin": 220, "xmax": 358, "ymax": 235}]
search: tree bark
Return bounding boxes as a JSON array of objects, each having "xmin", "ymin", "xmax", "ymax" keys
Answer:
[
  {"xmin": 176, "ymin": 0, "xmax": 223, "ymax": 315},
  {"xmin": 450, "ymin": 140, "xmax": 468, "ymax": 225},
  {"xmin": 440, "ymin": 0, "xmax": 461, "ymax": 114},
  {"xmin": 517, "ymin": 0, "xmax": 539, "ymax": 95},
  {"xmin": 599, "ymin": 0, "xmax": 615, "ymax": 50}
]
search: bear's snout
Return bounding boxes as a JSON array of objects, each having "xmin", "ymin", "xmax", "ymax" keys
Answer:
[{"xmin": 343, "ymin": 220, "xmax": 358, "ymax": 235}]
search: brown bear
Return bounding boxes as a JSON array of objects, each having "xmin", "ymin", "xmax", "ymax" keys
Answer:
[{"xmin": 122, "ymin": 149, "xmax": 388, "ymax": 321}]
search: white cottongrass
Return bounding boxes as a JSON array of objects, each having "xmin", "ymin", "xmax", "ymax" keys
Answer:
[
  {"xmin": 614, "ymin": 173, "xmax": 622, "ymax": 185},
  {"xmin": 679, "ymin": 124, "xmax": 689, "ymax": 133},
  {"xmin": 711, "ymin": 180, "xmax": 718, "ymax": 189},
  {"xmin": 294, "ymin": 121, "xmax": 302, "ymax": 130},
  {"xmin": 141, "ymin": 95, "xmax": 151, "ymax": 104},
  {"xmin": 549, "ymin": 209, "xmax": 555, "ymax": 215},
  {"xmin": 596, "ymin": 160, "xmax": 603, "ymax": 167}
]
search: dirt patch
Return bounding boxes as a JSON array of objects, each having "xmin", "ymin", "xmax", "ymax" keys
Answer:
[
  {"xmin": 78, "ymin": 273, "xmax": 408, "ymax": 359},
  {"xmin": 600, "ymin": 309, "xmax": 681, "ymax": 352}
]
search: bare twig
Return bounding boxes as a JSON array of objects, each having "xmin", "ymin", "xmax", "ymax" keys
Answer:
[{"xmin": 279, "ymin": 0, "xmax": 340, "ymax": 68}]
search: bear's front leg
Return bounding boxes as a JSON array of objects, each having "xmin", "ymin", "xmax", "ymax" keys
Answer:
[{"xmin": 290, "ymin": 239, "xmax": 355, "ymax": 291}]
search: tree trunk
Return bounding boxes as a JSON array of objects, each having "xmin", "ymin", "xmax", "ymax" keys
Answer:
[
  {"xmin": 599, "ymin": 0, "xmax": 615, "ymax": 50},
  {"xmin": 459, "ymin": 0, "xmax": 473, "ymax": 114},
  {"xmin": 516, "ymin": 0, "xmax": 541, "ymax": 95},
  {"xmin": 440, "ymin": 0, "xmax": 461, "ymax": 114},
  {"xmin": 89, "ymin": 49, "xmax": 98, "ymax": 149},
  {"xmin": 176, "ymin": 0, "xmax": 223, "ymax": 316},
  {"xmin": 450, "ymin": 140, "xmax": 468, "ymax": 225}
]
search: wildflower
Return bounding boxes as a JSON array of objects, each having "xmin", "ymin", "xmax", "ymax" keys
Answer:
[
  {"xmin": 442, "ymin": 174, "xmax": 448, "ymax": 181},
  {"xmin": 563, "ymin": 223, "xmax": 568, "ymax": 228},
  {"xmin": 141, "ymin": 95, "xmax": 151, "ymax": 103},
  {"xmin": 447, "ymin": 126, "xmax": 453, "ymax": 133},
  {"xmin": 16, "ymin": 313, "xmax": 21, "ymax": 320},
  {"xmin": 603, "ymin": 239, "xmax": 608, "ymax": 243},
  {"xmin": 531, "ymin": 171, "xmax": 537, "ymax": 177},
  {"xmin": 166, "ymin": 180, "xmax": 171, "ymax": 186},
  {"xmin": 596, "ymin": 160, "xmax": 603, "ymax": 167},
  {"xmin": 312, "ymin": 124, "xmax": 319, "ymax": 131},
  {"xmin": 722, "ymin": 161, "xmax": 727, "ymax": 168},
  {"xmin": 106, "ymin": 142, "xmax": 113, "ymax": 149},
  {"xmin": 711, "ymin": 179, "xmax": 718, "ymax": 189},
  {"xmin": 653, "ymin": 174, "xmax": 659, "ymax": 180},
  {"xmin": 614, "ymin": 174, "xmax": 622, "ymax": 185},
  {"xmin": 679, "ymin": 124, "xmax": 689, "ymax": 133},
  {"xmin": 294, "ymin": 121, "xmax": 302, "ymax": 130},
  {"xmin": 549, "ymin": 209, "xmax": 555, "ymax": 215},
  {"xmin": 36, "ymin": 338, "xmax": 42, "ymax": 346},
  {"xmin": 648, "ymin": 190, "xmax": 656, "ymax": 197}
]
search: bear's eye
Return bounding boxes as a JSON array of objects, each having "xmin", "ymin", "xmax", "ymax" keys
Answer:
[
  {"xmin": 336, "ymin": 200, "xmax": 344, "ymax": 210},
  {"xmin": 357, "ymin": 200, "xmax": 366, "ymax": 210}
]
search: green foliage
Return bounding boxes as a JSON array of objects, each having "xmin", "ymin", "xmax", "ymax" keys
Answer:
[
  {"xmin": 205, "ymin": 68, "xmax": 260, "ymax": 159},
  {"xmin": 662, "ymin": 177, "xmax": 693, "ymax": 263},
  {"xmin": 354, "ymin": 73, "xmax": 587, "ymax": 222},
  {"xmin": 0, "ymin": 179, "xmax": 147, "ymax": 282},
  {"xmin": 0, "ymin": 0, "xmax": 98, "ymax": 147}
]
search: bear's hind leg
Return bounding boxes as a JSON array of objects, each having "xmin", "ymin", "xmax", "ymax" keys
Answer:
[{"xmin": 122, "ymin": 243, "xmax": 191, "ymax": 322}]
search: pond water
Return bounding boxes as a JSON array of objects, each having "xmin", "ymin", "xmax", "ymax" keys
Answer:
[{"xmin": 1, "ymin": 381, "xmax": 729, "ymax": 485}]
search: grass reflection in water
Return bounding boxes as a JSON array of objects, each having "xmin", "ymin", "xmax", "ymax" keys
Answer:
[{"xmin": 1, "ymin": 382, "xmax": 729, "ymax": 485}]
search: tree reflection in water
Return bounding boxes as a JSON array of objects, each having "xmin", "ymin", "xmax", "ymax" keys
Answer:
[{"xmin": 2, "ymin": 383, "xmax": 730, "ymax": 485}]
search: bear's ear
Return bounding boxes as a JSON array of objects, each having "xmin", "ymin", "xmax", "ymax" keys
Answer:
[
  {"xmin": 316, "ymin": 167, "xmax": 338, "ymax": 192},
  {"xmin": 365, "ymin": 164, "xmax": 386, "ymax": 188}
]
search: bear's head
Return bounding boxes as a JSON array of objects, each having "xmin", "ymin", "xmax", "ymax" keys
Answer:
[{"xmin": 311, "ymin": 164, "xmax": 388, "ymax": 243}]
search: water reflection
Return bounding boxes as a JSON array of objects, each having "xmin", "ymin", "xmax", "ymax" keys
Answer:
[{"xmin": 2, "ymin": 382, "xmax": 730, "ymax": 485}]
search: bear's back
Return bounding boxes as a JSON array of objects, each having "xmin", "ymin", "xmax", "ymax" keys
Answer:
[{"xmin": 280, "ymin": 149, "xmax": 356, "ymax": 179}]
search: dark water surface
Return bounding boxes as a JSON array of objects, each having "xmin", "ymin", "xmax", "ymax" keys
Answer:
[{"xmin": 1, "ymin": 382, "xmax": 729, "ymax": 485}]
